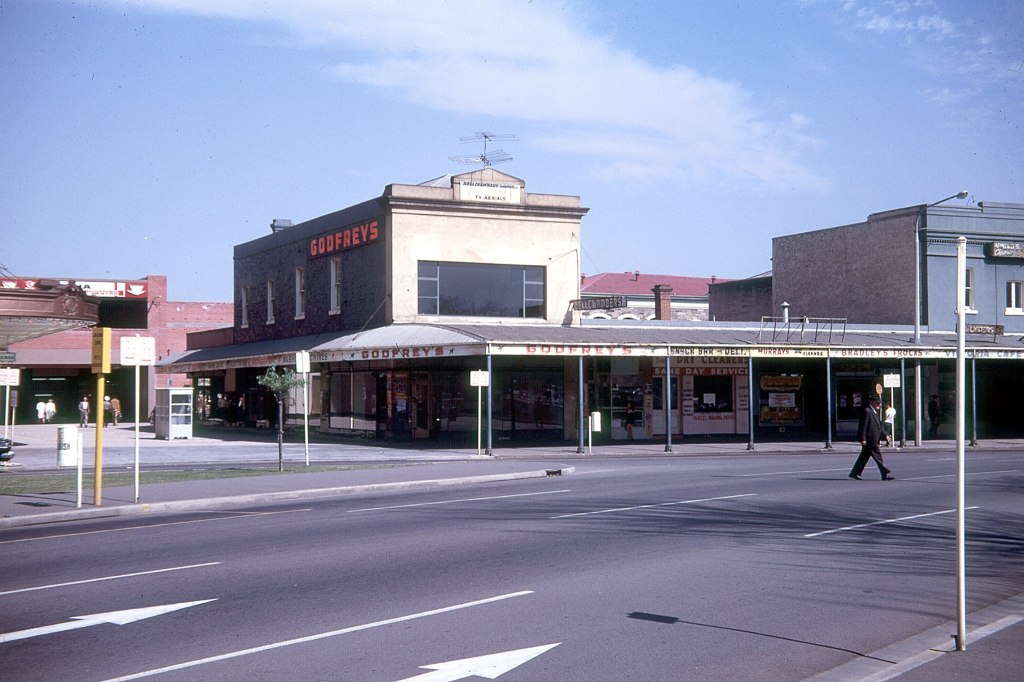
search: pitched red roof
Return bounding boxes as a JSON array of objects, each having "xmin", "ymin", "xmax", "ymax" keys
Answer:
[{"xmin": 580, "ymin": 272, "xmax": 729, "ymax": 297}]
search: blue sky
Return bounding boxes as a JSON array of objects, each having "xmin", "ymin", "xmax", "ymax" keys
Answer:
[{"xmin": 2, "ymin": 0, "xmax": 1021, "ymax": 302}]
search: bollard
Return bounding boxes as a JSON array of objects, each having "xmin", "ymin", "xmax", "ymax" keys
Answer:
[{"xmin": 57, "ymin": 425, "xmax": 81, "ymax": 467}]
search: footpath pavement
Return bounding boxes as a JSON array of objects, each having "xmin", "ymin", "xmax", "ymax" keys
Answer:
[{"xmin": 1, "ymin": 422, "xmax": 1022, "ymax": 680}]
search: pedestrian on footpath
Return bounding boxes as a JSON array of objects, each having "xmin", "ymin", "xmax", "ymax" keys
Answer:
[
  {"xmin": 110, "ymin": 396, "xmax": 121, "ymax": 426},
  {"xmin": 78, "ymin": 396, "xmax": 90, "ymax": 427},
  {"xmin": 883, "ymin": 401, "xmax": 896, "ymax": 446},
  {"xmin": 36, "ymin": 400, "xmax": 47, "ymax": 423},
  {"xmin": 45, "ymin": 398, "xmax": 57, "ymax": 423},
  {"xmin": 849, "ymin": 393, "xmax": 894, "ymax": 481}
]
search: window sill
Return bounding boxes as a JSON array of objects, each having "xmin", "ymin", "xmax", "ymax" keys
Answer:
[
  {"xmin": 294, "ymin": 314, "xmax": 306, "ymax": 321},
  {"xmin": 329, "ymin": 309, "xmax": 341, "ymax": 316},
  {"xmin": 1005, "ymin": 309, "xmax": 1024, "ymax": 316}
]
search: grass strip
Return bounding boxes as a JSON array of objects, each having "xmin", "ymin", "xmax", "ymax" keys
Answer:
[{"xmin": 0, "ymin": 464, "xmax": 413, "ymax": 496}]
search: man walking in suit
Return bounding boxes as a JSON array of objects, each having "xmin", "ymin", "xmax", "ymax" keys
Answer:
[{"xmin": 850, "ymin": 393, "xmax": 894, "ymax": 480}]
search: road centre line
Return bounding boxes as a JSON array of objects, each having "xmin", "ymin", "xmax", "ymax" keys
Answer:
[
  {"xmin": 101, "ymin": 590, "xmax": 534, "ymax": 682},
  {"xmin": 0, "ymin": 508, "xmax": 311, "ymax": 545},
  {"xmin": 0, "ymin": 562, "xmax": 221, "ymax": 597},
  {"xmin": 737, "ymin": 468, "xmax": 848, "ymax": 477},
  {"xmin": 346, "ymin": 489, "xmax": 571, "ymax": 513},
  {"xmin": 804, "ymin": 507, "xmax": 980, "ymax": 538},
  {"xmin": 550, "ymin": 493, "xmax": 756, "ymax": 519}
]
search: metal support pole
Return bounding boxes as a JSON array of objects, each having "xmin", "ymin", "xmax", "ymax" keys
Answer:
[
  {"xmin": 747, "ymin": 356, "xmax": 755, "ymax": 451},
  {"xmin": 914, "ymin": 360, "xmax": 923, "ymax": 446},
  {"xmin": 824, "ymin": 355, "xmax": 833, "ymax": 449},
  {"xmin": 970, "ymin": 358, "xmax": 978, "ymax": 447},
  {"xmin": 955, "ymin": 236, "xmax": 967, "ymax": 651},
  {"xmin": 94, "ymin": 375, "xmax": 105, "ymax": 506},
  {"xmin": 577, "ymin": 355, "xmax": 585, "ymax": 454},
  {"xmin": 899, "ymin": 358, "xmax": 907, "ymax": 447},
  {"xmin": 664, "ymin": 355, "xmax": 673, "ymax": 453},
  {"xmin": 485, "ymin": 354, "xmax": 493, "ymax": 456}
]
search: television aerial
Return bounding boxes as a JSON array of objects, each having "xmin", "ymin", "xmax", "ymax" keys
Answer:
[{"xmin": 449, "ymin": 132, "xmax": 516, "ymax": 167}]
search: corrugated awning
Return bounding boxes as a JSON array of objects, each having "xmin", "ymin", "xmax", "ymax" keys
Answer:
[{"xmin": 158, "ymin": 320, "xmax": 1024, "ymax": 373}]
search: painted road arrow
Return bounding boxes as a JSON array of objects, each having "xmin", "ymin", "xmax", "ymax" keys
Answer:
[
  {"xmin": 394, "ymin": 643, "xmax": 560, "ymax": 681},
  {"xmin": 0, "ymin": 599, "xmax": 217, "ymax": 644}
]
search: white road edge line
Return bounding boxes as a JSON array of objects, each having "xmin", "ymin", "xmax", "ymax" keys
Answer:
[
  {"xmin": 0, "ymin": 562, "xmax": 222, "ymax": 597},
  {"xmin": 551, "ymin": 493, "xmax": 756, "ymax": 519},
  {"xmin": 347, "ymin": 489, "xmax": 572, "ymax": 513},
  {"xmin": 804, "ymin": 506, "xmax": 980, "ymax": 538},
  {"xmin": 101, "ymin": 590, "xmax": 534, "ymax": 682},
  {"xmin": 0, "ymin": 509, "xmax": 312, "ymax": 545}
]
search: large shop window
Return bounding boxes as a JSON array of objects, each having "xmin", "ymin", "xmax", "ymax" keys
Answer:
[
  {"xmin": 418, "ymin": 262, "xmax": 545, "ymax": 317},
  {"xmin": 693, "ymin": 375, "xmax": 733, "ymax": 412}
]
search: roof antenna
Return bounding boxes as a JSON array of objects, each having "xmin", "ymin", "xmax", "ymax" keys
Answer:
[{"xmin": 449, "ymin": 132, "xmax": 516, "ymax": 167}]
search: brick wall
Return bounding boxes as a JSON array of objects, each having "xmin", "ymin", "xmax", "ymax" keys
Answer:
[
  {"xmin": 709, "ymin": 277, "xmax": 773, "ymax": 321},
  {"xmin": 771, "ymin": 208, "xmax": 917, "ymax": 324}
]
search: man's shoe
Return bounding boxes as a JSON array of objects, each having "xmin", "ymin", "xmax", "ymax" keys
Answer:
[
  {"xmin": 882, "ymin": 475, "xmax": 895, "ymax": 481},
  {"xmin": 848, "ymin": 474, "xmax": 861, "ymax": 480}
]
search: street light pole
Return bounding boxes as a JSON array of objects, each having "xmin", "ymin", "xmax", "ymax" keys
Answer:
[{"xmin": 913, "ymin": 190, "xmax": 968, "ymax": 446}]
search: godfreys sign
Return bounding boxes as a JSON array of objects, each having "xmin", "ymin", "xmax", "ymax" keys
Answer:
[{"xmin": 308, "ymin": 219, "xmax": 380, "ymax": 259}]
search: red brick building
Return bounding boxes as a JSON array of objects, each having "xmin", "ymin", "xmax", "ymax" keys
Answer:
[{"xmin": 6, "ymin": 274, "xmax": 231, "ymax": 423}]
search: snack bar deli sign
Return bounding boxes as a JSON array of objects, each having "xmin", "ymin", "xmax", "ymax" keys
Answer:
[{"xmin": 485, "ymin": 345, "xmax": 1024, "ymax": 359}]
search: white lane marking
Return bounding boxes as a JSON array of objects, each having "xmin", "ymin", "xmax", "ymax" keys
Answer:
[
  {"xmin": 347, "ymin": 489, "xmax": 571, "ymax": 513},
  {"xmin": 904, "ymin": 469, "xmax": 1020, "ymax": 481},
  {"xmin": 551, "ymin": 493, "xmax": 756, "ymax": 519},
  {"xmin": 737, "ymin": 468, "xmax": 848, "ymax": 477},
  {"xmin": 0, "ymin": 562, "xmax": 221, "ymax": 597},
  {"xmin": 804, "ymin": 506, "xmax": 980, "ymax": 538},
  {"xmin": 0, "ymin": 508, "xmax": 311, "ymax": 545},
  {"xmin": 1, "ymin": 600, "xmax": 217, "ymax": 644},
  {"xmin": 395, "ymin": 643, "xmax": 560, "ymax": 682},
  {"xmin": 101, "ymin": 590, "xmax": 534, "ymax": 682}
]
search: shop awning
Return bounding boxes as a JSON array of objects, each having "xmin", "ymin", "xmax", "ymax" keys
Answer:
[{"xmin": 158, "ymin": 320, "xmax": 1024, "ymax": 374}]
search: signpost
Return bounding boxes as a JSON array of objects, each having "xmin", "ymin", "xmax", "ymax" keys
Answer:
[
  {"xmin": 91, "ymin": 327, "xmax": 110, "ymax": 505},
  {"xmin": 120, "ymin": 335, "xmax": 155, "ymax": 503},
  {"xmin": 1, "ymin": 368, "xmax": 20, "ymax": 443},
  {"xmin": 470, "ymin": 370, "xmax": 489, "ymax": 456},
  {"xmin": 296, "ymin": 351, "xmax": 311, "ymax": 466}
]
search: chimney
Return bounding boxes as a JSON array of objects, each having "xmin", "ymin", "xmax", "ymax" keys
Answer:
[{"xmin": 653, "ymin": 284, "xmax": 674, "ymax": 321}]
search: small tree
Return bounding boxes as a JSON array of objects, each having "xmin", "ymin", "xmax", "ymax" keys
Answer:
[{"xmin": 257, "ymin": 365, "xmax": 306, "ymax": 472}]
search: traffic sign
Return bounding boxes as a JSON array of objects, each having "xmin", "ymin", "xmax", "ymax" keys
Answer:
[
  {"xmin": 92, "ymin": 327, "xmax": 111, "ymax": 373},
  {"xmin": 0, "ymin": 368, "xmax": 20, "ymax": 386},
  {"xmin": 120, "ymin": 336, "xmax": 157, "ymax": 366}
]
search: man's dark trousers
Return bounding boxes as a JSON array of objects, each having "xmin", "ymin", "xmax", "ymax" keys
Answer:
[{"xmin": 850, "ymin": 442, "xmax": 891, "ymax": 479}]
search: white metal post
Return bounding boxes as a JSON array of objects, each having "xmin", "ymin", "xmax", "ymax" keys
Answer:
[
  {"xmin": 955, "ymin": 236, "xmax": 967, "ymax": 651},
  {"xmin": 134, "ymin": 363, "xmax": 141, "ymax": 503},
  {"xmin": 303, "ymin": 372, "xmax": 310, "ymax": 467}
]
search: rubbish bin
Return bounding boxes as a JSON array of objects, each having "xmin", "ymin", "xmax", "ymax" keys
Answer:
[{"xmin": 57, "ymin": 426, "xmax": 81, "ymax": 467}]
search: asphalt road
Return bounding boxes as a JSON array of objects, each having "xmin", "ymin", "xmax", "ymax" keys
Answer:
[{"xmin": 2, "ymin": 450, "xmax": 1021, "ymax": 681}]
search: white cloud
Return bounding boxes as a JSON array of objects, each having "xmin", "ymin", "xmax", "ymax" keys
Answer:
[{"xmin": 91, "ymin": 0, "xmax": 825, "ymax": 190}]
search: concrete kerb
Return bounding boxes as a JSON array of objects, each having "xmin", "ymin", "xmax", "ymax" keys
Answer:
[{"xmin": 0, "ymin": 466, "xmax": 575, "ymax": 529}]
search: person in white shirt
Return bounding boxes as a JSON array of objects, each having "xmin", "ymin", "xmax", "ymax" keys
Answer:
[{"xmin": 883, "ymin": 402, "xmax": 897, "ymax": 446}]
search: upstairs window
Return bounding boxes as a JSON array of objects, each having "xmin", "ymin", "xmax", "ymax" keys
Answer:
[
  {"xmin": 266, "ymin": 280, "xmax": 276, "ymax": 324},
  {"xmin": 240, "ymin": 287, "xmax": 249, "ymax": 328},
  {"xmin": 964, "ymin": 267, "xmax": 976, "ymax": 312},
  {"xmin": 294, "ymin": 267, "xmax": 306, "ymax": 319},
  {"xmin": 417, "ymin": 262, "xmax": 546, "ymax": 318},
  {"xmin": 330, "ymin": 257, "xmax": 342, "ymax": 314},
  {"xmin": 1007, "ymin": 280, "xmax": 1023, "ymax": 313}
]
